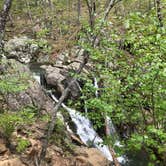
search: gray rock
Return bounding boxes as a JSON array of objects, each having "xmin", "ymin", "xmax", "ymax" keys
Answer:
[
  {"xmin": 41, "ymin": 65, "xmax": 66, "ymax": 94},
  {"xmin": 41, "ymin": 65, "xmax": 81, "ymax": 99},
  {"xmin": 4, "ymin": 36, "xmax": 38, "ymax": 64}
]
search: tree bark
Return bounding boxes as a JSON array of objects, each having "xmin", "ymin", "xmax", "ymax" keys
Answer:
[
  {"xmin": 85, "ymin": 0, "xmax": 96, "ymax": 30},
  {"xmin": 0, "ymin": 0, "xmax": 13, "ymax": 52},
  {"xmin": 77, "ymin": 0, "xmax": 81, "ymax": 25},
  {"xmin": 156, "ymin": 0, "xmax": 163, "ymax": 27}
]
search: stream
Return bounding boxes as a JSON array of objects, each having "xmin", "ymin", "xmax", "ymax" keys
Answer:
[{"xmin": 30, "ymin": 64, "xmax": 149, "ymax": 166}]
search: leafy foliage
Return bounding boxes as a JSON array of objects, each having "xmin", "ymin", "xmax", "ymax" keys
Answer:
[
  {"xmin": 79, "ymin": 9, "xmax": 166, "ymax": 165},
  {"xmin": 0, "ymin": 113, "xmax": 22, "ymax": 139},
  {"xmin": 0, "ymin": 74, "xmax": 29, "ymax": 94},
  {"xmin": 0, "ymin": 106, "xmax": 37, "ymax": 140}
]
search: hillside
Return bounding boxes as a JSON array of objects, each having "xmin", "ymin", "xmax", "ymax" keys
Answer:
[{"xmin": 0, "ymin": 0, "xmax": 165, "ymax": 166}]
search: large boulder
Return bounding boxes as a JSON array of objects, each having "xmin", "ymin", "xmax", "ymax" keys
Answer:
[
  {"xmin": 0, "ymin": 59, "xmax": 54, "ymax": 113},
  {"xmin": 0, "ymin": 139, "xmax": 7, "ymax": 155},
  {"xmin": 48, "ymin": 147, "xmax": 111, "ymax": 166},
  {"xmin": 6, "ymin": 80, "xmax": 54, "ymax": 113},
  {"xmin": 74, "ymin": 147, "xmax": 111, "ymax": 166},
  {"xmin": 41, "ymin": 65, "xmax": 81, "ymax": 99},
  {"xmin": 4, "ymin": 36, "xmax": 38, "ymax": 64}
]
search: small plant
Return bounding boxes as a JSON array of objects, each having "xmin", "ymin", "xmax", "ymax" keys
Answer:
[
  {"xmin": 29, "ymin": 39, "xmax": 52, "ymax": 54},
  {"xmin": 0, "ymin": 106, "xmax": 37, "ymax": 141},
  {"xmin": 16, "ymin": 138, "xmax": 30, "ymax": 153},
  {"xmin": 36, "ymin": 28, "xmax": 50, "ymax": 38},
  {"xmin": 19, "ymin": 106, "xmax": 37, "ymax": 124},
  {"xmin": 40, "ymin": 114, "xmax": 50, "ymax": 122},
  {"xmin": 0, "ymin": 113, "xmax": 23, "ymax": 139},
  {"xmin": 0, "ymin": 74, "xmax": 29, "ymax": 94}
]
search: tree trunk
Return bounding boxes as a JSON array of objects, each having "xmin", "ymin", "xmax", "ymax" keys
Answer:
[
  {"xmin": 77, "ymin": 0, "xmax": 81, "ymax": 25},
  {"xmin": 156, "ymin": 0, "xmax": 163, "ymax": 27},
  {"xmin": 0, "ymin": 0, "xmax": 13, "ymax": 52}
]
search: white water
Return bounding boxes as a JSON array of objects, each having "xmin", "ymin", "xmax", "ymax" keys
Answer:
[
  {"xmin": 94, "ymin": 77, "xmax": 99, "ymax": 98},
  {"xmin": 32, "ymin": 73, "xmax": 41, "ymax": 84},
  {"xmin": 93, "ymin": 77, "xmax": 126, "ymax": 163},
  {"xmin": 32, "ymin": 73, "xmax": 126, "ymax": 163},
  {"xmin": 50, "ymin": 94, "xmax": 113, "ymax": 161}
]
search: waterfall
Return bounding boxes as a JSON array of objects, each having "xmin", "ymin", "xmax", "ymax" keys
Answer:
[
  {"xmin": 94, "ymin": 77, "xmax": 99, "ymax": 98},
  {"xmin": 93, "ymin": 77, "xmax": 126, "ymax": 163},
  {"xmin": 32, "ymin": 73, "xmax": 41, "ymax": 84},
  {"xmin": 50, "ymin": 94, "xmax": 113, "ymax": 161},
  {"xmin": 31, "ymin": 71, "xmax": 126, "ymax": 163},
  {"xmin": 93, "ymin": 77, "xmax": 118, "ymax": 137}
]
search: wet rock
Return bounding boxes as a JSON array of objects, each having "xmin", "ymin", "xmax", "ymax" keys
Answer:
[
  {"xmin": 41, "ymin": 65, "xmax": 65, "ymax": 94},
  {"xmin": 41, "ymin": 65, "xmax": 81, "ymax": 99}
]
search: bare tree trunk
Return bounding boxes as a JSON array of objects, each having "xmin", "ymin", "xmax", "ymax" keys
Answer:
[
  {"xmin": 85, "ymin": 0, "xmax": 96, "ymax": 29},
  {"xmin": 0, "ymin": 0, "xmax": 13, "ymax": 53},
  {"xmin": 48, "ymin": 0, "xmax": 53, "ymax": 9},
  {"xmin": 156, "ymin": 0, "xmax": 163, "ymax": 27},
  {"xmin": 77, "ymin": 0, "xmax": 81, "ymax": 25},
  {"xmin": 25, "ymin": 0, "xmax": 33, "ymax": 24}
]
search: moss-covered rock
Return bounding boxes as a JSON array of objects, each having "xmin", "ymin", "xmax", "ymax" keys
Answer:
[{"xmin": 0, "ymin": 58, "xmax": 54, "ymax": 113}]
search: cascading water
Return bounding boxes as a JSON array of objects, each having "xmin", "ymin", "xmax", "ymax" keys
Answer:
[
  {"xmin": 30, "ymin": 64, "xmax": 148, "ymax": 166},
  {"xmin": 50, "ymin": 94, "xmax": 113, "ymax": 161},
  {"xmin": 94, "ymin": 77, "xmax": 99, "ymax": 98},
  {"xmin": 31, "ymin": 68, "xmax": 126, "ymax": 163},
  {"xmin": 93, "ymin": 77, "xmax": 126, "ymax": 163}
]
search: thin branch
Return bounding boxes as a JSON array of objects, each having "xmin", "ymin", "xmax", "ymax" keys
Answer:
[{"xmin": 39, "ymin": 50, "xmax": 89, "ymax": 165}]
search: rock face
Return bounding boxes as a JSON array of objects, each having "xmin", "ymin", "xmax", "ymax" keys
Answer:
[
  {"xmin": 4, "ymin": 36, "xmax": 38, "ymax": 63},
  {"xmin": 0, "ymin": 59, "xmax": 54, "ymax": 113},
  {"xmin": 0, "ymin": 158, "xmax": 25, "ymax": 166},
  {"xmin": 74, "ymin": 147, "xmax": 110, "ymax": 166},
  {"xmin": 39, "ymin": 46, "xmax": 91, "ymax": 99},
  {"xmin": 0, "ymin": 139, "xmax": 7, "ymax": 155},
  {"xmin": 6, "ymin": 80, "xmax": 54, "ymax": 112},
  {"xmin": 47, "ymin": 147, "xmax": 110, "ymax": 166}
]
